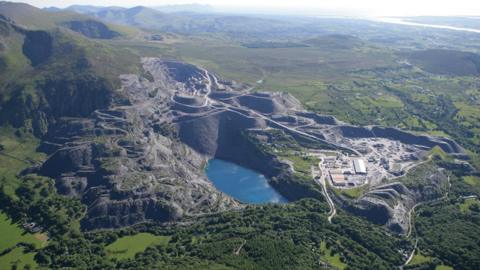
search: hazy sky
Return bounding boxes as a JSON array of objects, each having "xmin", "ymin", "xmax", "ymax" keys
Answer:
[{"xmin": 22, "ymin": 0, "xmax": 480, "ymax": 16}]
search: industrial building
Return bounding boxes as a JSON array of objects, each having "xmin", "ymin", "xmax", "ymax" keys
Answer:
[
  {"xmin": 329, "ymin": 169, "xmax": 343, "ymax": 175},
  {"xmin": 353, "ymin": 159, "xmax": 367, "ymax": 174},
  {"xmin": 330, "ymin": 173, "xmax": 346, "ymax": 186}
]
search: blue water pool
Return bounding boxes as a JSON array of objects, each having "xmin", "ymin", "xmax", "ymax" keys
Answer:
[{"xmin": 205, "ymin": 159, "xmax": 288, "ymax": 204}]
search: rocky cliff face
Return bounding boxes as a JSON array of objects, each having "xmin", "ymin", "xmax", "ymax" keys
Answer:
[
  {"xmin": 335, "ymin": 165, "xmax": 449, "ymax": 234},
  {"xmin": 340, "ymin": 183, "xmax": 416, "ymax": 233},
  {"xmin": 22, "ymin": 30, "xmax": 53, "ymax": 66},
  {"xmin": 63, "ymin": 20, "xmax": 120, "ymax": 39},
  {"xmin": 33, "ymin": 58, "xmax": 240, "ymax": 230},
  {"xmin": 0, "ymin": 74, "xmax": 113, "ymax": 137},
  {"xmin": 0, "ymin": 17, "xmax": 121, "ymax": 138},
  {"xmin": 337, "ymin": 125, "xmax": 464, "ymax": 155},
  {"xmin": 31, "ymin": 58, "xmax": 329, "ymax": 230}
]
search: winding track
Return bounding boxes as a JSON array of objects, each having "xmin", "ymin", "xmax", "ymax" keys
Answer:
[
  {"xmin": 312, "ymin": 163, "xmax": 336, "ymax": 223},
  {"xmin": 234, "ymin": 239, "xmax": 247, "ymax": 255},
  {"xmin": 167, "ymin": 67, "xmax": 364, "ymax": 225},
  {"xmin": 170, "ymin": 70, "xmax": 360, "ymax": 155},
  {"xmin": 401, "ymin": 174, "xmax": 451, "ymax": 268}
]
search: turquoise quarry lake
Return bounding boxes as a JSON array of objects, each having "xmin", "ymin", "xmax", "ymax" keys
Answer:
[{"xmin": 205, "ymin": 159, "xmax": 287, "ymax": 204}]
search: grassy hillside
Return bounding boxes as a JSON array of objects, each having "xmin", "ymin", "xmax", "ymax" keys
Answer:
[
  {"xmin": 0, "ymin": 2, "xmax": 139, "ymax": 76},
  {"xmin": 0, "ymin": 17, "xmax": 31, "ymax": 86},
  {"xmin": 0, "ymin": 1, "xmax": 60, "ymax": 29},
  {"xmin": 30, "ymin": 200, "xmax": 412, "ymax": 269},
  {"xmin": 0, "ymin": 3, "xmax": 142, "ymax": 139},
  {"xmin": 0, "ymin": 212, "xmax": 46, "ymax": 250},
  {"xmin": 0, "ymin": 1, "xmax": 140, "ymax": 38},
  {"xmin": 407, "ymin": 49, "xmax": 480, "ymax": 76},
  {"xmin": 105, "ymin": 233, "xmax": 170, "ymax": 260},
  {"xmin": 0, "ymin": 212, "xmax": 47, "ymax": 270},
  {"xmin": 64, "ymin": 5, "xmax": 301, "ymax": 37}
]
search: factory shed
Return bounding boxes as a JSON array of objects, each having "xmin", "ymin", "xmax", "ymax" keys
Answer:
[
  {"xmin": 353, "ymin": 159, "xmax": 367, "ymax": 174},
  {"xmin": 330, "ymin": 173, "xmax": 346, "ymax": 186}
]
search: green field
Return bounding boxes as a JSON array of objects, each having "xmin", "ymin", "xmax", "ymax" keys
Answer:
[
  {"xmin": 436, "ymin": 265, "xmax": 454, "ymax": 270},
  {"xmin": 319, "ymin": 241, "xmax": 347, "ymax": 270},
  {"xmin": 459, "ymin": 198, "xmax": 480, "ymax": 213},
  {"xmin": 172, "ymin": 39, "xmax": 398, "ymax": 85},
  {"xmin": 408, "ymin": 251, "xmax": 433, "ymax": 265},
  {"xmin": 462, "ymin": 176, "xmax": 480, "ymax": 197},
  {"xmin": 332, "ymin": 185, "xmax": 367, "ymax": 199},
  {"xmin": 0, "ymin": 212, "xmax": 45, "ymax": 250},
  {"xmin": 278, "ymin": 152, "xmax": 319, "ymax": 176},
  {"xmin": 0, "ymin": 127, "xmax": 46, "ymax": 198},
  {"xmin": 464, "ymin": 176, "xmax": 480, "ymax": 187},
  {"xmin": 0, "ymin": 247, "xmax": 37, "ymax": 270},
  {"xmin": 0, "ymin": 212, "xmax": 47, "ymax": 270},
  {"xmin": 105, "ymin": 233, "xmax": 171, "ymax": 260}
]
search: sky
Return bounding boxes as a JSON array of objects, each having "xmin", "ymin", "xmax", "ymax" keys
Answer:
[{"xmin": 20, "ymin": 0, "xmax": 480, "ymax": 16}]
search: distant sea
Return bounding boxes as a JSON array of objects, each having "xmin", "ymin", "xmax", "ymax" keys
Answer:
[{"xmin": 372, "ymin": 17, "xmax": 480, "ymax": 34}]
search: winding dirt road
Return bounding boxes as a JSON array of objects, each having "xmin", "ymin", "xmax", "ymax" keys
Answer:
[{"xmin": 312, "ymin": 164, "xmax": 336, "ymax": 223}]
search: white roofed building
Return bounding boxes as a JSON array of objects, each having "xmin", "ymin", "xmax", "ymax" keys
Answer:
[{"xmin": 353, "ymin": 159, "xmax": 367, "ymax": 174}]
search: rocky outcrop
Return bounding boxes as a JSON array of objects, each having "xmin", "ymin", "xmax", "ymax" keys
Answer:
[
  {"xmin": 0, "ymin": 74, "xmax": 113, "ymax": 138},
  {"xmin": 40, "ymin": 142, "xmax": 100, "ymax": 178},
  {"xmin": 63, "ymin": 20, "xmax": 120, "ymax": 39},
  {"xmin": 177, "ymin": 110, "xmax": 266, "ymax": 156},
  {"xmin": 336, "ymin": 125, "xmax": 464, "ymax": 154},
  {"xmin": 372, "ymin": 127, "xmax": 463, "ymax": 154},
  {"xmin": 0, "ymin": 16, "xmax": 11, "ymax": 36},
  {"xmin": 34, "ymin": 58, "xmax": 240, "ymax": 230},
  {"xmin": 0, "ymin": 18, "xmax": 117, "ymax": 138},
  {"xmin": 295, "ymin": 112, "xmax": 338, "ymax": 125},
  {"xmin": 30, "ymin": 58, "xmax": 331, "ymax": 230},
  {"xmin": 336, "ymin": 166, "xmax": 449, "ymax": 234},
  {"xmin": 22, "ymin": 30, "xmax": 52, "ymax": 66},
  {"xmin": 41, "ymin": 74, "xmax": 113, "ymax": 118},
  {"xmin": 341, "ymin": 183, "xmax": 415, "ymax": 234}
]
